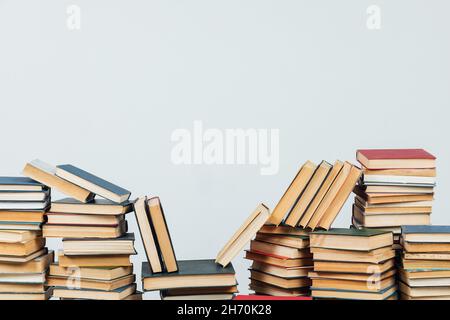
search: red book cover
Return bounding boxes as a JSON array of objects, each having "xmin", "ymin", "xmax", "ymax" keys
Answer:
[
  {"xmin": 357, "ymin": 149, "xmax": 436, "ymax": 160},
  {"xmin": 234, "ymin": 295, "xmax": 312, "ymax": 301}
]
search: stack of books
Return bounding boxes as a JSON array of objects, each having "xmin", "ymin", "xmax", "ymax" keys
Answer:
[
  {"xmin": 0, "ymin": 176, "xmax": 53, "ymax": 300},
  {"xmin": 23, "ymin": 160, "xmax": 140, "ymax": 300},
  {"xmin": 400, "ymin": 226, "xmax": 450, "ymax": 300},
  {"xmin": 245, "ymin": 224, "xmax": 312, "ymax": 297},
  {"xmin": 353, "ymin": 149, "xmax": 436, "ymax": 250},
  {"xmin": 269, "ymin": 160, "xmax": 362, "ymax": 230},
  {"xmin": 309, "ymin": 228, "xmax": 397, "ymax": 300},
  {"xmin": 138, "ymin": 196, "xmax": 239, "ymax": 300}
]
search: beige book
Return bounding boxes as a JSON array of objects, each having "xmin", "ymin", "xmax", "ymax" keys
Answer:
[
  {"xmin": 267, "ymin": 161, "xmax": 316, "ymax": 225},
  {"xmin": 285, "ymin": 161, "xmax": 332, "ymax": 226},
  {"xmin": 307, "ymin": 162, "xmax": 351, "ymax": 229},
  {"xmin": 23, "ymin": 159, "xmax": 94, "ymax": 202},
  {"xmin": 216, "ymin": 204, "xmax": 270, "ymax": 267}
]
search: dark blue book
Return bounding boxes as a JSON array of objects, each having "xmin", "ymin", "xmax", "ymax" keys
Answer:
[
  {"xmin": 142, "ymin": 259, "xmax": 236, "ymax": 291},
  {"xmin": 0, "ymin": 177, "xmax": 44, "ymax": 191},
  {"xmin": 55, "ymin": 165, "xmax": 131, "ymax": 204},
  {"xmin": 402, "ymin": 225, "xmax": 450, "ymax": 244}
]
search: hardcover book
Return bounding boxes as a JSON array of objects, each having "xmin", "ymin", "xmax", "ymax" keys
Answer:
[{"xmin": 56, "ymin": 164, "xmax": 131, "ymax": 203}]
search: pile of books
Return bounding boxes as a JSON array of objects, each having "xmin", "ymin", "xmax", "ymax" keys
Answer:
[
  {"xmin": 269, "ymin": 160, "xmax": 362, "ymax": 230},
  {"xmin": 0, "ymin": 177, "xmax": 53, "ymax": 300},
  {"xmin": 309, "ymin": 228, "xmax": 397, "ymax": 300},
  {"xmin": 353, "ymin": 149, "xmax": 436, "ymax": 250},
  {"xmin": 246, "ymin": 224, "xmax": 312, "ymax": 296},
  {"xmin": 23, "ymin": 160, "xmax": 140, "ymax": 300},
  {"xmin": 138, "ymin": 196, "xmax": 239, "ymax": 300},
  {"xmin": 399, "ymin": 226, "xmax": 450, "ymax": 300}
]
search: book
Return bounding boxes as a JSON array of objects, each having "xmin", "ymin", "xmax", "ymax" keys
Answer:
[
  {"xmin": 258, "ymin": 224, "xmax": 310, "ymax": 237},
  {"xmin": 250, "ymin": 240, "xmax": 312, "ymax": 259},
  {"xmin": 0, "ymin": 272, "xmax": 46, "ymax": 284},
  {"xmin": 362, "ymin": 185, "xmax": 435, "ymax": 194},
  {"xmin": 362, "ymin": 174, "xmax": 436, "ymax": 186},
  {"xmin": 133, "ymin": 197, "xmax": 162, "ymax": 273},
  {"xmin": 357, "ymin": 149, "xmax": 436, "ymax": 169},
  {"xmin": 362, "ymin": 167, "xmax": 436, "ymax": 177},
  {"xmin": 402, "ymin": 225, "xmax": 450, "ymax": 243},
  {"xmin": 0, "ymin": 177, "xmax": 43, "ymax": 191},
  {"xmin": 216, "ymin": 203, "xmax": 270, "ymax": 267},
  {"xmin": 62, "ymin": 233, "xmax": 136, "ymax": 255},
  {"xmin": 0, "ymin": 230, "xmax": 41, "ymax": 243},
  {"xmin": 254, "ymin": 233, "xmax": 309, "ymax": 249},
  {"xmin": 355, "ymin": 197, "xmax": 433, "ymax": 208},
  {"xmin": 354, "ymin": 202, "xmax": 432, "ymax": 215},
  {"xmin": 0, "ymin": 201, "xmax": 49, "ymax": 211},
  {"xmin": 251, "ymin": 261, "xmax": 312, "ymax": 278},
  {"xmin": 0, "ymin": 238, "xmax": 45, "ymax": 256},
  {"xmin": 354, "ymin": 189, "xmax": 433, "ymax": 204},
  {"xmin": 0, "ymin": 211, "xmax": 45, "ymax": 223},
  {"xmin": 311, "ymin": 276, "xmax": 396, "ymax": 293},
  {"xmin": 0, "ymin": 251, "xmax": 53, "ymax": 273},
  {"xmin": 57, "ymin": 251, "xmax": 132, "ymax": 267},
  {"xmin": 248, "ymin": 279, "xmax": 310, "ymax": 296},
  {"xmin": 56, "ymin": 164, "xmax": 131, "ymax": 203},
  {"xmin": 53, "ymin": 284, "xmax": 136, "ymax": 300},
  {"xmin": 310, "ymin": 228, "xmax": 393, "ymax": 251},
  {"xmin": 49, "ymin": 264, "xmax": 133, "ymax": 281},
  {"xmin": 142, "ymin": 259, "xmax": 236, "ymax": 291},
  {"xmin": 402, "ymin": 259, "xmax": 450, "ymax": 270},
  {"xmin": 0, "ymin": 288, "xmax": 52, "ymax": 300},
  {"xmin": 353, "ymin": 205, "xmax": 431, "ymax": 227},
  {"xmin": 23, "ymin": 160, "xmax": 94, "ymax": 202},
  {"xmin": 310, "ymin": 246, "xmax": 395, "ymax": 263},
  {"xmin": 309, "ymin": 269, "xmax": 396, "ymax": 282},
  {"xmin": 43, "ymin": 220, "xmax": 127, "ymax": 238},
  {"xmin": 285, "ymin": 161, "xmax": 332, "ymax": 226},
  {"xmin": 0, "ymin": 190, "xmax": 50, "ymax": 202},
  {"xmin": 312, "ymin": 285, "xmax": 397, "ymax": 300},
  {"xmin": 0, "ymin": 283, "xmax": 47, "ymax": 293},
  {"xmin": 313, "ymin": 259, "xmax": 395, "ymax": 274},
  {"xmin": 402, "ymin": 242, "xmax": 450, "ymax": 253},
  {"xmin": 249, "ymin": 270, "xmax": 311, "ymax": 289},
  {"xmin": 51, "ymin": 198, "xmax": 134, "ymax": 215},
  {"xmin": 245, "ymin": 251, "xmax": 313, "ymax": 268},
  {"xmin": 267, "ymin": 161, "xmax": 316, "ymax": 225},
  {"xmin": 316, "ymin": 164, "xmax": 362, "ymax": 230},
  {"xmin": 47, "ymin": 274, "xmax": 135, "ymax": 291},
  {"xmin": 399, "ymin": 282, "xmax": 450, "ymax": 298},
  {"xmin": 0, "ymin": 221, "xmax": 42, "ymax": 231},
  {"xmin": 399, "ymin": 273, "xmax": 450, "ymax": 287},
  {"xmin": 147, "ymin": 197, "xmax": 178, "ymax": 272},
  {"xmin": 307, "ymin": 162, "xmax": 352, "ymax": 229},
  {"xmin": 46, "ymin": 212, "xmax": 125, "ymax": 226}
]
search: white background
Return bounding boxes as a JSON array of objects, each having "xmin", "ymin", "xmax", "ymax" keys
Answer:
[{"xmin": 1, "ymin": 1, "xmax": 449, "ymax": 298}]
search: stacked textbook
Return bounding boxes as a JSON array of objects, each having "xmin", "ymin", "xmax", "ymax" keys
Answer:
[
  {"xmin": 0, "ymin": 177, "xmax": 53, "ymax": 300},
  {"xmin": 399, "ymin": 226, "xmax": 450, "ymax": 300},
  {"xmin": 268, "ymin": 160, "xmax": 362, "ymax": 230},
  {"xmin": 353, "ymin": 149, "xmax": 436, "ymax": 250},
  {"xmin": 245, "ymin": 224, "xmax": 312, "ymax": 297},
  {"xmin": 138, "ymin": 196, "xmax": 239, "ymax": 300},
  {"xmin": 309, "ymin": 228, "xmax": 397, "ymax": 300},
  {"xmin": 23, "ymin": 160, "xmax": 140, "ymax": 300}
]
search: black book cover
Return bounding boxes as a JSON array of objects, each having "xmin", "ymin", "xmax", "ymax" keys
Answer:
[
  {"xmin": 56, "ymin": 165, "xmax": 131, "ymax": 199},
  {"xmin": 142, "ymin": 259, "xmax": 235, "ymax": 279},
  {"xmin": 0, "ymin": 177, "xmax": 44, "ymax": 187},
  {"xmin": 402, "ymin": 225, "xmax": 450, "ymax": 234},
  {"xmin": 62, "ymin": 233, "xmax": 135, "ymax": 242}
]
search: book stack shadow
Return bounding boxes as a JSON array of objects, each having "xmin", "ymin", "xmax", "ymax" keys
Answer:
[
  {"xmin": 352, "ymin": 149, "xmax": 436, "ymax": 252},
  {"xmin": 138, "ymin": 196, "xmax": 238, "ymax": 300},
  {"xmin": 0, "ymin": 177, "xmax": 53, "ymax": 300},
  {"xmin": 23, "ymin": 159, "xmax": 141, "ymax": 300},
  {"xmin": 399, "ymin": 226, "xmax": 450, "ymax": 300},
  {"xmin": 310, "ymin": 229, "xmax": 397, "ymax": 300}
]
